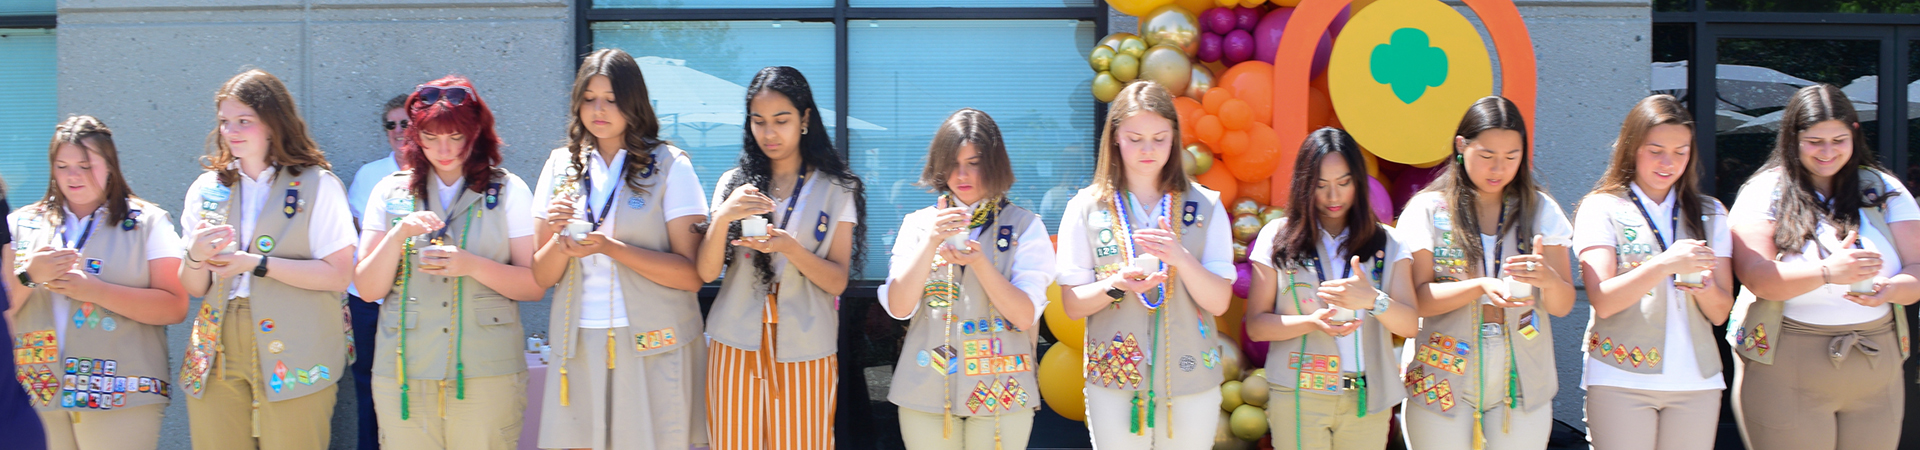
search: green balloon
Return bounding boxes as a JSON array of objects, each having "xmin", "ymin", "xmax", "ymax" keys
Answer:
[{"xmin": 1110, "ymin": 54, "xmax": 1141, "ymax": 83}]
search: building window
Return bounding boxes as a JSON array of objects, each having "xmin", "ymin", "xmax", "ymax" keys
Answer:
[{"xmin": 0, "ymin": 3, "xmax": 56, "ymax": 208}]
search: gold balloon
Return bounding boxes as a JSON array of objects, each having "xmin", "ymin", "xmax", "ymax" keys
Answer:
[
  {"xmin": 1117, "ymin": 35, "xmax": 1149, "ymax": 59},
  {"xmin": 1184, "ymin": 143, "xmax": 1215, "ymax": 176},
  {"xmin": 1099, "ymin": 32, "xmax": 1141, "ymax": 54},
  {"xmin": 1109, "ymin": 54, "xmax": 1141, "ymax": 83},
  {"xmin": 1138, "ymin": 44, "xmax": 1193, "ymax": 97},
  {"xmin": 1138, "ymin": 5, "xmax": 1201, "ymax": 55},
  {"xmin": 1089, "ymin": 45, "xmax": 1115, "ymax": 73},
  {"xmin": 1092, "ymin": 72, "xmax": 1122, "ymax": 103},
  {"xmin": 1186, "ymin": 64, "xmax": 1215, "ymax": 101}
]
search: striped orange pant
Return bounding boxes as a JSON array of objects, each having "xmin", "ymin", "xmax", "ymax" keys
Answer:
[{"xmin": 706, "ymin": 321, "xmax": 838, "ymax": 450}]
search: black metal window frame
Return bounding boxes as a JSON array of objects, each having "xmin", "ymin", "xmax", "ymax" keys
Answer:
[
  {"xmin": 0, "ymin": 13, "xmax": 53, "ymax": 28},
  {"xmin": 577, "ymin": 2, "xmax": 1108, "ymax": 293},
  {"xmin": 1654, "ymin": 0, "xmax": 1919, "ymax": 193}
]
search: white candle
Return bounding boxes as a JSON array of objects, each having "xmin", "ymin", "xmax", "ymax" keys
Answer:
[
  {"xmin": 564, "ymin": 220, "xmax": 593, "ymax": 241},
  {"xmin": 1849, "ymin": 278, "xmax": 1878, "ymax": 296},
  {"xmin": 741, "ymin": 216, "xmax": 769, "ymax": 238},
  {"xmin": 1675, "ymin": 271, "xmax": 1704, "ymax": 288},
  {"xmin": 945, "ymin": 233, "xmax": 969, "ymax": 251},
  {"xmin": 1503, "ymin": 276, "xmax": 1533, "ymax": 300},
  {"xmin": 419, "ymin": 244, "xmax": 456, "ymax": 270},
  {"xmin": 1326, "ymin": 307, "xmax": 1357, "ymax": 325},
  {"xmin": 1131, "ymin": 255, "xmax": 1161, "ymax": 274}
]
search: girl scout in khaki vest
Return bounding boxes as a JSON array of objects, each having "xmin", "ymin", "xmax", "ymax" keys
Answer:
[
  {"xmin": 1570, "ymin": 95, "xmax": 1732, "ymax": 450},
  {"xmin": 354, "ymin": 77, "xmax": 543, "ymax": 450},
  {"xmin": 1726, "ymin": 85, "xmax": 1920, "ymax": 450},
  {"xmin": 1398, "ymin": 96, "xmax": 1574, "ymax": 450},
  {"xmin": 530, "ymin": 49, "xmax": 710, "ymax": 450},
  {"xmin": 177, "ymin": 69, "xmax": 358, "ymax": 450},
  {"xmin": 695, "ymin": 66, "xmax": 867, "ymax": 450},
  {"xmin": 7, "ymin": 116, "xmax": 187, "ymax": 450},
  {"xmin": 1055, "ymin": 81, "xmax": 1235, "ymax": 449},
  {"xmin": 878, "ymin": 109, "xmax": 1056, "ymax": 450},
  {"xmin": 1243, "ymin": 127, "xmax": 1416, "ymax": 450}
]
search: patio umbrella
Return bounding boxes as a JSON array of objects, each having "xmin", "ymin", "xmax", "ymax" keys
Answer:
[
  {"xmin": 636, "ymin": 56, "xmax": 885, "ymax": 135},
  {"xmin": 1649, "ymin": 61, "xmax": 1818, "ymax": 112}
]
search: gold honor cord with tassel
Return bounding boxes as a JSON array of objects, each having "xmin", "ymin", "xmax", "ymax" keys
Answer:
[
  {"xmin": 556, "ymin": 259, "xmax": 582, "ymax": 406},
  {"xmin": 397, "ymin": 235, "xmax": 415, "ymax": 420}
]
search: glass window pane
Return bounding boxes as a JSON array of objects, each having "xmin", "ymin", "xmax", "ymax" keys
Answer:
[
  {"xmin": 1906, "ymin": 40, "xmax": 1918, "ymax": 187},
  {"xmin": 849, "ymin": 19, "xmax": 1097, "ymax": 279},
  {"xmin": 594, "ymin": 0, "xmax": 832, "ymax": 8},
  {"xmin": 0, "ymin": 1, "xmax": 53, "ymax": 16},
  {"xmin": 1706, "ymin": 0, "xmax": 1920, "ymax": 13},
  {"xmin": 0, "ymin": 28, "xmax": 55, "ymax": 209},
  {"xmin": 592, "ymin": 21, "xmax": 836, "ymax": 213},
  {"xmin": 1711, "ymin": 38, "xmax": 1879, "ymax": 203},
  {"xmin": 1652, "ymin": 24, "xmax": 1692, "ymax": 109},
  {"xmin": 850, "ymin": 0, "xmax": 1095, "ymax": 7}
]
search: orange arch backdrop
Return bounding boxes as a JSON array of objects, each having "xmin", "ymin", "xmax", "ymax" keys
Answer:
[{"xmin": 1267, "ymin": 0, "xmax": 1537, "ymax": 205}]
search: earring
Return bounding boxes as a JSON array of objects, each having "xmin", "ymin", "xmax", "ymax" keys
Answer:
[
  {"xmin": 802, "ymin": 128, "xmax": 809, "ymax": 135},
  {"xmin": 1456, "ymin": 154, "xmax": 1464, "ymax": 164}
]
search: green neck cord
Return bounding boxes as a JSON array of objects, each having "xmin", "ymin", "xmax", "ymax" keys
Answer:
[
  {"xmin": 1286, "ymin": 270, "xmax": 1305, "ymax": 450},
  {"xmin": 398, "ymin": 199, "xmax": 481, "ymax": 420}
]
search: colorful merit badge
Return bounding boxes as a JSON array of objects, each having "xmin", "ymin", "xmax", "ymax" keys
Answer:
[
  {"xmin": 84, "ymin": 258, "xmax": 102, "ymax": 275},
  {"xmin": 282, "ymin": 188, "xmax": 299, "ymax": 217},
  {"xmin": 1182, "ymin": 201, "xmax": 1199, "ymax": 226},
  {"xmin": 485, "ymin": 183, "xmax": 501, "ymax": 209},
  {"xmin": 814, "ymin": 211, "xmax": 830, "ymax": 241},
  {"xmin": 259, "ymin": 319, "xmax": 275, "ymax": 333},
  {"xmin": 121, "ymin": 209, "xmax": 140, "ymax": 230},
  {"xmin": 254, "ymin": 235, "xmax": 276, "ymax": 254},
  {"xmin": 996, "ymin": 225, "xmax": 1013, "ymax": 252}
]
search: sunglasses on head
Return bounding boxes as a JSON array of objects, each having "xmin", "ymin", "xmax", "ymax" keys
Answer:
[
  {"xmin": 383, "ymin": 119, "xmax": 409, "ymax": 131},
  {"xmin": 415, "ymin": 85, "xmax": 475, "ymax": 107}
]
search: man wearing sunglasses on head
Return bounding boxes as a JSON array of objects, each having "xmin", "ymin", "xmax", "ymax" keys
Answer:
[{"xmin": 344, "ymin": 93, "xmax": 412, "ymax": 450}]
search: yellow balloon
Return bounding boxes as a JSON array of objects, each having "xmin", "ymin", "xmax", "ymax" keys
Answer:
[
  {"xmin": 1038, "ymin": 343, "xmax": 1088, "ymax": 422},
  {"xmin": 1327, "ymin": 0, "xmax": 1494, "ymax": 165},
  {"xmin": 1138, "ymin": 5, "xmax": 1201, "ymax": 55},
  {"xmin": 1044, "ymin": 284, "xmax": 1086, "ymax": 348},
  {"xmin": 1107, "ymin": 0, "xmax": 1176, "ymax": 17},
  {"xmin": 1139, "ymin": 44, "xmax": 1195, "ymax": 97},
  {"xmin": 1236, "ymin": 0, "xmax": 1265, "ymax": 8},
  {"xmin": 1172, "ymin": 0, "xmax": 1215, "ymax": 16}
]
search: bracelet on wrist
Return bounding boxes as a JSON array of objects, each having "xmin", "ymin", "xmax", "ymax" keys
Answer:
[{"xmin": 1821, "ymin": 265, "xmax": 1833, "ymax": 284}]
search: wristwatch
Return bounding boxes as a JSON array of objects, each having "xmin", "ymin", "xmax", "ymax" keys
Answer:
[
  {"xmin": 1370, "ymin": 291, "xmax": 1392, "ymax": 315},
  {"xmin": 252, "ymin": 255, "xmax": 270, "ymax": 278},
  {"xmin": 1106, "ymin": 285, "xmax": 1127, "ymax": 301},
  {"xmin": 16, "ymin": 271, "xmax": 37, "ymax": 289}
]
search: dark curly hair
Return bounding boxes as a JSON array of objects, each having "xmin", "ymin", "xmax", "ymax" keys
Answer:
[{"xmin": 717, "ymin": 66, "xmax": 868, "ymax": 287}]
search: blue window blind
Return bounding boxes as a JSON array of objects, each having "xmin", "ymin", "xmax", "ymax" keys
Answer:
[
  {"xmin": 594, "ymin": 0, "xmax": 831, "ymax": 8},
  {"xmin": 849, "ymin": 20, "xmax": 1098, "ymax": 277},
  {"xmin": 0, "ymin": 1, "xmax": 53, "ymax": 16},
  {"xmin": 0, "ymin": 28, "xmax": 55, "ymax": 208},
  {"xmin": 849, "ymin": 0, "xmax": 1095, "ymax": 7},
  {"xmin": 592, "ymin": 21, "xmax": 837, "ymax": 212}
]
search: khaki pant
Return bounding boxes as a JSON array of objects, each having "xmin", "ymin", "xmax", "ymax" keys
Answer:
[
  {"xmin": 373, "ymin": 373, "xmax": 527, "ymax": 449},
  {"xmin": 1265, "ymin": 386, "xmax": 1391, "ymax": 450},
  {"xmin": 1733, "ymin": 316, "xmax": 1903, "ymax": 450},
  {"xmin": 1584, "ymin": 386, "xmax": 1720, "ymax": 450},
  {"xmin": 186, "ymin": 299, "xmax": 337, "ymax": 450},
  {"xmin": 1401, "ymin": 396, "xmax": 1551, "ymax": 450},
  {"xmin": 1084, "ymin": 385, "xmax": 1222, "ymax": 449},
  {"xmin": 897, "ymin": 407, "xmax": 1034, "ymax": 450},
  {"xmin": 540, "ymin": 327, "xmax": 708, "ymax": 450},
  {"xmin": 39, "ymin": 403, "xmax": 163, "ymax": 450}
]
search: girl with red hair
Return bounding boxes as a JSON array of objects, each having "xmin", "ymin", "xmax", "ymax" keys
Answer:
[{"xmin": 353, "ymin": 75, "xmax": 543, "ymax": 449}]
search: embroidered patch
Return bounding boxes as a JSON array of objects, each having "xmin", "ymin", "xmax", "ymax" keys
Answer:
[
  {"xmin": 1084, "ymin": 333, "xmax": 1145, "ymax": 389},
  {"xmin": 1432, "ymin": 211, "xmax": 1453, "ymax": 231},
  {"xmin": 923, "ymin": 281, "xmax": 955, "ymax": 308},
  {"xmin": 931, "ymin": 345, "xmax": 958, "ymax": 375},
  {"xmin": 1179, "ymin": 355, "xmax": 1196, "ymax": 372},
  {"xmin": 967, "ymin": 380, "xmax": 989, "ymax": 414},
  {"xmin": 1202, "ymin": 347, "xmax": 1219, "ymax": 368},
  {"xmin": 282, "ymin": 188, "xmax": 299, "ymax": 218},
  {"xmin": 1517, "ymin": 310, "xmax": 1539, "ymax": 340},
  {"xmin": 121, "ymin": 210, "xmax": 140, "ymax": 231},
  {"xmin": 916, "ymin": 350, "xmax": 930, "ymax": 367},
  {"xmin": 200, "ymin": 184, "xmax": 232, "ymax": 203},
  {"xmin": 259, "ymin": 319, "xmax": 275, "ymax": 333},
  {"xmin": 100, "ymin": 317, "xmax": 116, "ymax": 332},
  {"xmin": 628, "ymin": 196, "xmax": 646, "ymax": 210},
  {"xmin": 814, "ymin": 212, "xmax": 830, "ymax": 241},
  {"xmin": 1751, "ymin": 324, "xmax": 1770, "ymax": 356},
  {"xmin": 633, "ymin": 327, "xmax": 678, "ymax": 351},
  {"xmin": 20, "ymin": 365, "xmax": 56, "ymax": 406},
  {"xmin": 485, "ymin": 183, "xmax": 502, "ymax": 210},
  {"xmin": 13, "ymin": 330, "xmax": 56, "ymax": 365},
  {"xmin": 1629, "ymin": 347, "xmax": 1646, "ymax": 367},
  {"xmin": 1006, "ymin": 377, "xmax": 1029, "ymax": 408},
  {"xmin": 270, "ymin": 361, "xmax": 288, "ymax": 393},
  {"xmin": 996, "ymin": 225, "xmax": 1014, "ymax": 252},
  {"xmin": 1181, "ymin": 201, "xmax": 1199, "ymax": 226},
  {"xmin": 1415, "ymin": 343, "xmax": 1467, "ymax": 375},
  {"xmin": 1613, "ymin": 343, "xmax": 1629, "ymax": 363},
  {"xmin": 84, "ymin": 258, "xmax": 102, "ymax": 275},
  {"xmin": 268, "ymin": 340, "xmax": 285, "ymax": 354},
  {"xmin": 1091, "ymin": 210, "xmax": 1114, "ymax": 228},
  {"xmin": 254, "ymin": 235, "xmax": 276, "ymax": 254}
]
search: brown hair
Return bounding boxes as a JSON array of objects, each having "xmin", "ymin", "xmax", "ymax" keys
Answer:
[
  {"xmin": 202, "ymin": 69, "xmax": 330, "ymax": 185},
  {"xmin": 1091, "ymin": 81, "xmax": 1190, "ymax": 200},
  {"xmin": 919, "ymin": 108, "xmax": 1014, "ymax": 199},
  {"xmin": 1271, "ymin": 127, "xmax": 1386, "ymax": 268},
  {"xmin": 566, "ymin": 49, "xmax": 667, "ymax": 197},
  {"xmin": 1751, "ymin": 84, "xmax": 1893, "ymax": 255},
  {"xmin": 1420, "ymin": 96, "xmax": 1544, "ymax": 266},
  {"xmin": 42, "ymin": 115, "xmax": 140, "ymax": 224},
  {"xmin": 1586, "ymin": 94, "xmax": 1709, "ymax": 239}
]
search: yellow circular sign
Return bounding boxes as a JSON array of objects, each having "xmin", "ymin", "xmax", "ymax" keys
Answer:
[{"xmin": 1327, "ymin": 0, "xmax": 1493, "ymax": 166}]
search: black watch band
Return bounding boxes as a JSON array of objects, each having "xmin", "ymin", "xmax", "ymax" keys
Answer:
[
  {"xmin": 1106, "ymin": 285, "xmax": 1126, "ymax": 300},
  {"xmin": 16, "ymin": 271, "xmax": 36, "ymax": 289},
  {"xmin": 252, "ymin": 255, "xmax": 270, "ymax": 278}
]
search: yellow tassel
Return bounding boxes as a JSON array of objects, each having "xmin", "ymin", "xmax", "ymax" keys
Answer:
[
  {"xmin": 607, "ymin": 330, "xmax": 617, "ymax": 369},
  {"xmin": 437, "ymin": 380, "xmax": 447, "ymax": 418},
  {"xmin": 943, "ymin": 411, "xmax": 952, "ymax": 439},
  {"xmin": 251, "ymin": 400, "xmax": 262, "ymax": 438},
  {"xmin": 1472, "ymin": 410, "xmax": 1486, "ymax": 450},
  {"xmin": 558, "ymin": 366, "xmax": 570, "ymax": 406}
]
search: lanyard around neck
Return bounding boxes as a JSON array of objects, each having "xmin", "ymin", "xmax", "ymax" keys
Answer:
[{"xmin": 1625, "ymin": 188, "xmax": 1679, "ymax": 252}]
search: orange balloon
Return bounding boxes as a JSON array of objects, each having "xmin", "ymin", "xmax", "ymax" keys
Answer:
[
  {"xmin": 1219, "ymin": 129, "xmax": 1250, "ymax": 162},
  {"xmin": 1219, "ymin": 99, "xmax": 1253, "ymax": 131},
  {"xmin": 1195, "ymin": 114, "xmax": 1226, "ymax": 147},
  {"xmin": 1252, "ymin": 124, "xmax": 1296, "ymax": 208},
  {"xmin": 1195, "ymin": 160, "xmax": 1238, "ymax": 204},
  {"xmin": 1173, "ymin": 96, "xmax": 1203, "ymax": 145},
  {"xmin": 1307, "ymin": 86, "xmax": 1333, "ymax": 130},
  {"xmin": 1238, "ymin": 176, "xmax": 1271, "ymax": 205},
  {"xmin": 1219, "ymin": 61, "xmax": 1273, "ymax": 126},
  {"xmin": 1202, "ymin": 87, "xmax": 1232, "ymax": 115}
]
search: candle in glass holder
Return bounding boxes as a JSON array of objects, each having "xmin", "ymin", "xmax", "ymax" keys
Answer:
[
  {"xmin": 1131, "ymin": 255, "xmax": 1161, "ymax": 274},
  {"xmin": 1675, "ymin": 271, "xmax": 1704, "ymax": 288},
  {"xmin": 207, "ymin": 240, "xmax": 238, "ymax": 267},
  {"xmin": 1849, "ymin": 278, "xmax": 1878, "ymax": 296},
  {"xmin": 1326, "ymin": 307, "xmax": 1357, "ymax": 326},
  {"xmin": 741, "ymin": 216, "xmax": 769, "ymax": 238},
  {"xmin": 564, "ymin": 220, "xmax": 593, "ymax": 243},
  {"xmin": 1503, "ymin": 276, "xmax": 1533, "ymax": 301},
  {"xmin": 419, "ymin": 244, "xmax": 456, "ymax": 271},
  {"xmin": 944, "ymin": 233, "xmax": 968, "ymax": 251}
]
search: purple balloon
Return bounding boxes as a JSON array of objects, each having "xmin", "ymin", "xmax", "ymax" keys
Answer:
[
  {"xmin": 1232, "ymin": 261, "xmax": 1252, "ymax": 299},
  {"xmin": 1330, "ymin": 5, "xmax": 1353, "ymax": 37},
  {"xmin": 1222, "ymin": 29, "xmax": 1254, "ymax": 65},
  {"xmin": 1202, "ymin": 7, "xmax": 1236, "ymax": 35},
  {"xmin": 1368, "ymin": 176, "xmax": 1394, "ymax": 224},
  {"xmin": 1233, "ymin": 6, "xmax": 1261, "ymax": 32},
  {"xmin": 1254, "ymin": 7, "xmax": 1332, "ymax": 77},
  {"xmin": 1198, "ymin": 33, "xmax": 1224, "ymax": 63},
  {"xmin": 1240, "ymin": 331, "xmax": 1269, "ymax": 368}
]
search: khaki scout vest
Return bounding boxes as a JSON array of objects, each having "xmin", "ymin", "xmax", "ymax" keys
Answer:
[
  {"xmin": 539, "ymin": 147, "xmax": 705, "ymax": 366},
  {"xmin": 1261, "ymin": 222, "xmax": 1408, "ymax": 415},
  {"xmin": 1728, "ymin": 168, "xmax": 1912, "ymax": 365},
  {"xmin": 708, "ymin": 169, "xmax": 855, "ymax": 363},
  {"xmin": 1402, "ymin": 193, "xmax": 1558, "ymax": 417},
  {"xmin": 369, "ymin": 169, "xmax": 529, "ymax": 380},
  {"xmin": 1579, "ymin": 192, "xmax": 1723, "ymax": 378},
  {"xmin": 889, "ymin": 203, "xmax": 1042, "ymax": 416},
  {"xmin": 179, "ymin": 167, "xmax": 349, "ymax": 402},
  {"xmin": 10, "ymin": 200, "xmax": 175, "ymax": 412},
  {"xmin": 1072, "ymin": 186, "xmax": 1225, "ymax": 397}
]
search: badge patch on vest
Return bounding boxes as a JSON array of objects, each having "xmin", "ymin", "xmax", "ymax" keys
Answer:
[
  {"xmin": 628, "ymin": 196, "xmax": 646, "ymax": 211},
  {"xmin": 100, "ymin": 317, "xmax": 116, "ymax": 332},
  {"xmin": 254, "ymin": 235, "xmax": 276, "ymax": 254},
  {"xmin": 122, "ymin": 209, "xmax": 140, "ymax": 231},
  {"xmin": 1404, "ymin": 366, "xmax": 1456, "ymax": 411},
  {"xmin": 14, "ymin": 329, "xmax": 56, "ymax": 365},
  {"xmin": 270, "ymin": 361, "xmax": 287, "ymax": 392},
  {"xmin": 930, "ymin": 345, "xmax": 959, "ymax": 375},
  {"xmin": 814, "ymin": 212, "xmax": 830, "ymax": 241},
  {"xmin": 385, "ymin": 197, "xmax": 414, "ymax": 215},
  {"xmin": 1084, "ymin": 332, "xmax": 1145, "ymax": 389},
  {"xmin": 996, "ymin": 225, "xmax": 1014, "ymax": 252},
  {"xmin": 485, "ymin": 183, "xmax": 502, "ymax": 210},
  {"xmin": 1416, "ymin": 335, "xmax": 1468, "ymax": 375},
  {"xmin": 84, "ymin": 258, "xmax": 102, "ymax": 275},
  {"xmin": 22, "ymin": 364, "xmax": 55, "ymax": 406},
  {"xmin": 200, "ymin": 184, "xmax": 231, "ymax": 203},
  {"xmin": 1289, "ymin": 352, "xmax": 1341, "ymax": 392},
  {"xmin": 1517, "ymin": 310, "xmax": 1540, "ymax": 340},
  {"xmin": 258, "ymin": 319, "xmax": 275, "ymax": 333},
  {"xmin": 634, "ymin": 327, "xmax": 677, "ymax": 351},
  {"xmin": 1181, "ymin": 201, "xmax": 1199, "ymax": 226},
  {"xmin": 283, "ymin": 188, "xmax": 300, "ymax": 218}
]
